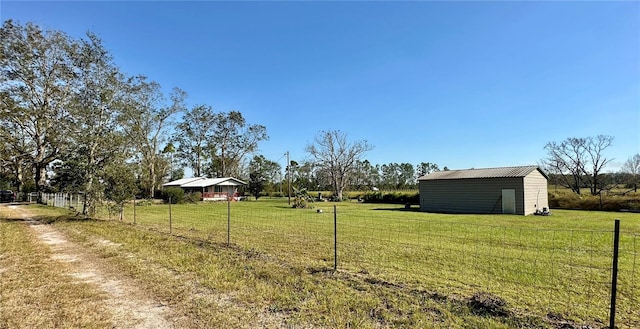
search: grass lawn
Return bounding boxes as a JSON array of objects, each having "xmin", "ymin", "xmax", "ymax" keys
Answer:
[
  {"xmin": 89, "ymin": 198, "xmax": 640, "ymax": 328},
  {"xmin": 8, "ymin": 199, "xmax": 638, "ymax": 328}
]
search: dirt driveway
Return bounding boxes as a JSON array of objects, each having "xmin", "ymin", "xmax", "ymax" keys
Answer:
[{"xmin": 8, "ymin": 205, "xmax": 174, "ymax": 329}]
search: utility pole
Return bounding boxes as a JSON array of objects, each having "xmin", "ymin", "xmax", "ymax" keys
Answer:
[{"xmin": 287, "ymin": 151, "xmax": 291, "ymax": 205}]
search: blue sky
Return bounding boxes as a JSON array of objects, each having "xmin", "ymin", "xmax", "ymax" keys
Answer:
[{"xmin": 2, "ymin": 1, "xmax": 638, "ymax": 172}]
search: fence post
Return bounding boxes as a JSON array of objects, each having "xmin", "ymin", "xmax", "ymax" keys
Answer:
[
  {"xmin": 133, "ymin": 197, "xmax": 136, "ymax": 224},
  {"xmin": 169, "ymin": 197, "xmax": 172, "ymax": 234},
  {"xmin": 227, "ymin": 194, "xmax": 231, "ymax": 246},
  {"xmin": 334, "ymin": 205, "xmax": 337, "ymax": 271},
  {"xmin": 609, "ymin": 219, "xmax": 620, "ymax": 329}
]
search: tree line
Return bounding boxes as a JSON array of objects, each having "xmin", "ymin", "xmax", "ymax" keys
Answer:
[
  {"xmin": 542, "ymin": 135, "xmax": 639, "ymax": 196},
  {"xmin": 0, "ymin": 21, "xmax": 437, "ymax": 208},
  {"xmin": 248, "ymin": 155, "xmax": 447, "ymax": 200},
  {"xmin": 0, "ymin": 20, "xmax": 268, "ymax": 213},
  {"xmin": 3, "ymin": 21, "xmax": 636, "ymax": 213}
]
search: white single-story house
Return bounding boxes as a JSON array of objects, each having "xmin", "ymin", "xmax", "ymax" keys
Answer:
[
  {"xmin": 163, "ymin": 177, "xmax": 247, "ymax": 201},
  {"xmin": 418, "ymin": 165, "xmax": 548, "ymax": 215}
]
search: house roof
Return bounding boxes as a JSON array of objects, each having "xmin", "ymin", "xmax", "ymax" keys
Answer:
[
  {"xmin": 180, "ymin": 177, "xmax": 247, "ymax": 188},
  {"xmin": 418, "ymin": 165, "xmax": 547, "ymax": 181},
  {"xmin": 163, "ymin": 177, "xmax": 207, "ymax": 187}
]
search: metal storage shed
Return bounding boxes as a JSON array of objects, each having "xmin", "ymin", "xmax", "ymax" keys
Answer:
[{"xmin": 418, "ymin": 166, "xmax": 548, "ymax": 215}]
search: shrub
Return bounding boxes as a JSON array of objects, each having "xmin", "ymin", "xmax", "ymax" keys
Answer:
[
  {"xmin": 549, "ymin": 190, "xmax": 640, "ymax": 211},
  {"xmin": 184, "ymin": 192, "xmax": 202, "ymax": 203},
  {"xmin": 161, "ymin": 187, "xmax": 184, "ymax": 204},
  {"xmin": 361, "ymin": 191, "xmax": 419, "ymax": 204}
]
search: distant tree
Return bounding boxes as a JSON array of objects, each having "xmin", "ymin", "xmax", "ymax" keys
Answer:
[
  {"xmin": 305, "ymin": 130, "xmax": 373, "ymax": 200},
  {"xmin": 294, "ymin": 161, "xmax": 322, "ymax": 191},
  {"xmin": 248, "ymin": 172, "xmax": 265, "ymax": 200},
  {"xmin": 248, "ymin": 155, "xmax": 281, "ymax": 199},
  {"xmin": 349, "ymin": 160, "xmax": 374, "ymax": 190},
  {"xmin": 120, "ymin": 77, "xmax": 186, "ymax": 197},
  {"xmin": 208, "ymin": 111, "xmax": 268, "ymax": 177},
  {"xmin": 173, "ymin": 105, "xmax": 216, "ymax": 177},
  {"xmin": 380, "ymin": 163, "xmax": 398, "ymax": 189},
  {"xmin": 416, "ymin": 162, "xmax": 440, "ymax": 177},
  {"xmin": 621, "ymin": 154, "xmax": 640, "ymax": 189},
  {"xmin": 169, "ymin": 168, "xmax": 184, "ymax": 182},
  {"xmin": 398, "ymin": 163, "xmax": 415, "ymax": 188},
  {"xmin": 543, "ymin": 135, "xmax": 614, "ymax": 195}
]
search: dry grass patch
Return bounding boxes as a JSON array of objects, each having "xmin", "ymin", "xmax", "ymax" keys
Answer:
[{"xmin": 0, "ymin": 206, "xmax": 111, "ymax": 328}]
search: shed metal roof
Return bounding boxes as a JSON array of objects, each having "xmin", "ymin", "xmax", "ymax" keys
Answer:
[{"xmin": 418, "ymin": 165, "xmax": 546, "ymax": 181}]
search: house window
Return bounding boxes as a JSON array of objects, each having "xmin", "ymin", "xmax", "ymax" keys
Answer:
[{"xmin": 215, "ymin": 185, "xmax": 222, "ymax": 193}]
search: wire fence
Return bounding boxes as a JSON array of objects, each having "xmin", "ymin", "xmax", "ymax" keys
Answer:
[{"xmin": 42, "ymin": 194, "xmax": 639, "ymax": 328}]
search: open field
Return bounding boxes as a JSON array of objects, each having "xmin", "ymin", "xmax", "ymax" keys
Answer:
[
  {"xmin": 100, "ymin": 198, "xmax": 639, "ymax": 327},
  {"xmin": 3, "ymin": 200, "xmax": 639, "ymax": 328}
]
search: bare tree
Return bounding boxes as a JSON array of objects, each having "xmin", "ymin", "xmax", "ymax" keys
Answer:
[
  {"xmin": 621, "ymin": 153, "xmax": 640, "ymax": 189},
  {"xmin": 621, "ymin": 154, "xmax": 640, "ymax": 176},
  {"xmin": 305, "ymin": 130, "xmax": 373, "ymax": 200},
  {"xmin": 543, "ymin": 135, "xmax": 614, "ymax": 195}
]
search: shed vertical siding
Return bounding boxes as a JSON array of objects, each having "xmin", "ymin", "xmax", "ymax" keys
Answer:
[
  {"xmin": 523, "ymin": 170, "xmax": 549, "ymax": 215},
  {"xmin": 419, "ymin": 177, "xmax": 525, "ymax": 214}
]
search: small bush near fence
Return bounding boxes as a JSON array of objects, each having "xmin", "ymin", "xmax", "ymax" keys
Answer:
[
  {"xmin": 184, "ymin": 192, "xmax": 202, "ymax": 203},
  {"xmin": 359, "ymin": 191, "xmax": 420, "ymax": 204},
  {"xmin": 161, "ymin": 187, "xmax": 184, "ymax": 204}
]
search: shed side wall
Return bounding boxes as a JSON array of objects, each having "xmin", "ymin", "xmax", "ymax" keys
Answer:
[
  {"xmin": 523, "ymin": 170, "xmax": 549, "ymax": 215},
  {"xmin": 419, "ymin": 177, "xmax": 525, "ymax": 214}
]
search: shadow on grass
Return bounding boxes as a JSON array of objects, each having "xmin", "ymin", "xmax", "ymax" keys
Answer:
[
  {"xmin": 1, "ymin": 214, "xmax": 93, "ymax": 224},
  {"xmin": 372, "ymin": 207, "xmax": 421, "ymax": 212}
]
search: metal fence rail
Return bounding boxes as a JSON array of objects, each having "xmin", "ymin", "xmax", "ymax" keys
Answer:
[{"xmin": 40, "ymin": 193, "xmax": 84, "ymax": 210}]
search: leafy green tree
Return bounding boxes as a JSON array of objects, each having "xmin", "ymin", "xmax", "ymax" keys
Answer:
[
  {"xmin": 248, "ymin": 155, "xmax": 281, "ymax": 199},
  {"xmin": 208, "ymin": 111, "xmax": 268, "ymax": 177},
  {"xmin": 0, "ymin": 20, "xmax": 75, "ymax": 194},
  {"xmin": 349, "ymin": 160, "xmax": 374, "ymax": 190},
  {"xmin": 66, "ymin": 32, "xmax": 130, "ymax": 214},
  {"xmin": 49, "ymin": 158, "xmax": 86, "ymax": 193},
  {"xmin": 306, "ymin": 130, "xmax": 373, "ymax": 200},
  {"xmin": 120, "ymin": 77, "xmax": 186, "ymax": 197},
  {"xmin": 173, "ymin": 105, "xmax": 216, "ymax": 177},
  {"xmin": 380, "ymin": 163, "xmax": 399, "ymax": 189},
  {"xmin": 103, "ymin": 161, "xmax": 138, "ymax": 220},
  {"xmin": 416, "ymin": 162, "xmax": 440, "ymax": 177},
  {"xmin": 248, "ymin": 172, "xmax": 265, "ymax": 200},
  {"xmin": 398, "ymin": 163, "xmax": 415, "ymax": 188}
]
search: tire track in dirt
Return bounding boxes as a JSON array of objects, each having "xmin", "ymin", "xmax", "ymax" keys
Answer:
[{"xmin": 12, "ymin": 206, "xmax": 173, "ymax": 329}]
